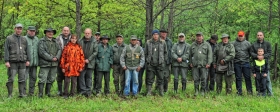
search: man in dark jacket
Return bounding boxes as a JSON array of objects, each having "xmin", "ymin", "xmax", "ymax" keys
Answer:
[
  {"xmin": 38, "ymin": 28, "xmax": 61, "ymax": 97},
  {"xmin": 4, "ymin": 23, "xmax": 30, "ymax": 98},
  {"xmin": 233, "ymin": 31, "xmax": 252, "ymax": 96},
  {"xmin": 206, "ymin": 35, "xmax": 218, "ymax": 92},
  {"xmin": 24, "ymin": 26, "xmax": 39, "ymax": 96},
  {"xmin": 250, "ymin": 31, "xmax": 273, "ymax": 96},
  {"xmin": 96, "ymin": 35, "xmax": 113, "ymax": 96},
  {"xmin": 56, "ymin": 26, "xmax": 71, "ymax": 96},
  {"xmin": 78, "ymin": 28, "xmax": 98, "ymax": 97}
]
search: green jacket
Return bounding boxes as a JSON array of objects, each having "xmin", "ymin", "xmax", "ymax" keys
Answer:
[
  {"xmin": 24, "ymin": 35, "xmax": 39, "ymax": 66},
  {"xmin": 96, "ymin": 43, "xmax": 113, "ymax": 72},
  {"xmin": 164, "ymin": 37, "xmax": 173, "ymax": 65},
  {"xmin": 144, "ymin": 38, "xmax": 168, "ymax": 66},
  {"xmin": 78, "ymin": 37, "xmax": 98, "ymax": 69},
  {"xmin": 38, "ymin": 36, "xmax": 62, "ymax": 67},
  {"xmin": 189, "ymin": 40, "xmax": 212, "ymax": 68},
  {"xmin": 232, "ymin": 38, "xmax": 251, "ymax": 63},
  {"xmin": 112, "ymin": 43, "xmax": 126, "ymax": 65},
  {"xmin": 171, "ymin": 42, "xmax": 190, "ymax": 67}
]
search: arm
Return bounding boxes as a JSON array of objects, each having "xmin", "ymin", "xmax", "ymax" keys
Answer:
[
  {"xmin": 120, "ymin": 46, "xmax": 127, "ymax": 68},
  {"xmin": 181, "ymin": 44, "xmax": 190, "ymax": 61},
  {"xmin": 78, "ymin": 46, "xmax": 85, "ymax": 71},
  {"xmin": 164, "ymin": 42, "xmax": 168, "ymax": 61},
  {"xmin": 189, "ymin": 44, "xmax": 193, "ymax": 67},
  {"xmin": 60, "ymin": 47, "xmax": 67, "ymax": 69},
  {"xmin": 109, "ymin": 46, "xmax": 113, "ymax": 65},
  {"xmin": 224, "ymin": 44, "xmax": 235, "ymax": 63},
  {"xmin": 139, "ymin": 48, "xmax": 145, "ymax": 68},
  {"xmin": 55, "ymin": 42, "xmax": 62, "ymax": 60},
  {"xmin": 251, "ymin": 60, "xmax": 256, "ymax": 74},
  {"xmin": 171, "ymin": 44, "xmax": 178, "ymax": 60},
  {"xmin": 250, "ymin": 44, "xmax": 258, "ymax": 59},
  {"xmin": 4, "ymin": 38, "xmax": 10, "ymax": 62},
  {"xmin": 212, "ymin": 45, "xmax": 218, "ymax": 65},
  {"xmin": 264, "ymin": 42, "xmax": 272, "ymax": 59},
  {"xmin": 264, "ymin": 59, "xmax": 269, "ymax": 74},
  {"xmin": 207, "ymin": 43, "xmax": 213, "ymax": 65},
  {"xmin": 88, "ymin": 41, "xmax": 98, "ymax": 61}
]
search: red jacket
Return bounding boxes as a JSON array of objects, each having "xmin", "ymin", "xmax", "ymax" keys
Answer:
[{"xmin": 60, "ymin": 42, "xmax": 85, "ymax": 77}]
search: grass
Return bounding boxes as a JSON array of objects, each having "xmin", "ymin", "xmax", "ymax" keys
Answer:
[{"xmin": 0, "ymin": 64, "xmax": 279, "ymax": 111}]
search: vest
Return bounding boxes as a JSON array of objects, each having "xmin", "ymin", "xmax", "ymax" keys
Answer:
[
  {"xmin": 125, "ymin": 45, "xmax": 141, "ymax": 67},
  {"xmin": 7, "ymin": 35, "xmax": 28, "ymax": 62},
  {"xmin": 146, "ymin": 39, "xmax": 165, "ymax": 65}
]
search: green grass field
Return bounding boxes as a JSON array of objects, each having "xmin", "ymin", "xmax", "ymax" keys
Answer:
[{"xmin": 0, "ymin": 64, "xmax": 279, "ymax": 111}]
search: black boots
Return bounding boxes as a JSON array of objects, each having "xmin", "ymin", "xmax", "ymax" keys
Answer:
[
  {"xmin": 182, "ymin": 83, "xmax": 186, "ymax": 91},
  {"xmin": 159, "ymin": 85, "xmax": 164, "ymax": 96},
  {"xmin": 38, "ymin": 83, "xmax": 44, "ymax": 98},
  {"xmin": 18, "ymin": 82, "xmax": 27, "ymax": 98},
  {"xmin": 57, "ymin": 82, "xmax": 63, "ymax": 96},
  {"xmin": 45, "ymin": 83, "xmax": 53, "ymax": 97},
  {"xmin": 6, "ymin": 82, "xmax": 13, "ymax": 98},
  {"xmin": 146, "ymin": 85, "xmax": 152, "ymax": 96},
  {"xmin": 174, "ymin": 82, "xmax": 178, "ymax": 94}
]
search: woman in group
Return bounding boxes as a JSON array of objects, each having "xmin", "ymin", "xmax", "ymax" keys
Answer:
[{"xmin": 60, "ymin": 34, "xmax": 85, "ymax": 98}]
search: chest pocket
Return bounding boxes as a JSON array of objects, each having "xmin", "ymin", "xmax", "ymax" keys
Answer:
[
  {"xmin": 134, "ymin": 53, "xmax": 140, "ymax": 59},
  {"xmin": 202, "ymin": 46, "xmax": 208, "ymax": 54},
  {"xmin": 126, "ymin": 53, "xmax": 132, "ymax": 58}
]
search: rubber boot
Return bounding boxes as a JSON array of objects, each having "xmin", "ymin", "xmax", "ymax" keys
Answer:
[
  {"xmin": 57, "ymin": 81, "xmax": 63, "ymax": 96},
  {"xmin": 6, "ymin": 82, "xmax": 13, "ymax": 98},
  {"xmin": 226, "ymin": 88, "xmax": 232, "ymax": 95},
  {"xmin": 19, "ymin": 82, "xmax": 27, "ymax": 98},
  {"xmin": 38, "ymin": 83, "xmax": 44, "ymax": 98},
  {"xmin": 164, "ymin": 82, "xmax": 168, "ymax": 93},
  {"xmin": 115, "ymin": 85, "xmax": 119, "ymax": 95},
  {"xmin": 201, "ymin": 88, "xmax": 205, "ymax": 96},
  {"xmin": 159, "ymin": 85, "xmax": 164, "ymax": 96},
  {"xmin": 146, "ymin": 85, "xmax": 152, "ymax": 96},
  {"xmin": 174, "ymin": 82, "xmax": 178, "ymax": 94},
  {"xmin": 45, "ymin": 83, "xmax": 53, "ymax": 97},
  {"xmin": 194, "ymin": 88, "xmax": 199, "ymax": 96},
  {"xmin": 182, "ymin": 83, "xmax": 186, "ymax": 91}
]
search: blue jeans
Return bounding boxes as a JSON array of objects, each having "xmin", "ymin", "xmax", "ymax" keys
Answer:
[
  {"xmin": 266, "ymin": 71, "xmax": 273, "ymax": 95},
  {"xmin": 234, "ymin": 62, "xmax": 252, "ymax": 94},
  {"xmin": 124, "ymin": 69, "xmax": 139, "ymax": 96}
]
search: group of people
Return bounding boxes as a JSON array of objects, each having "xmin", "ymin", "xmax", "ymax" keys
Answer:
[{"xmin": 4, "ymin": 23, "xmax": 273, "ymax": 99}]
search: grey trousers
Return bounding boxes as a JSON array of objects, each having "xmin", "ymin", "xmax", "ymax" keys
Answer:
[{"xmin": 192, "ymin": 67, "xmax": 207, "ymax": 91}]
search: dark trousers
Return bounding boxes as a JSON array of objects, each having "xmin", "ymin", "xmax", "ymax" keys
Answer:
[
  {"xmin": 25, "ymin": 66, "xmax": 37, "ymax": 95},
  {"xmin": 92, "ymin": 67, "xmax": 98, "ymax": 93},
  {"xmin": 138, "ymin": 66, "xmax": 145, "ymax": 93},
  {"xmin": 192, "ymin": 67, "xmax": 207, "ymax": 91},
  {"xmin": 57, "ymin": 66, "xmax": 65, "ymax": 94},
  {"xmin": 146, "ymin": 65, "xmax": 163, "ymax": 86},
  {"xmin": 206, "ymin": 65, "xmax": 215, "ymax": 91},
  {"xmin": 78, "ymin": 68, "xmax": 93, "ymax": 94},
  {"xmin": 173, "ymin": 66, "xmax": 187, "ymax": 90},
  {"xmin": 64, "ymin": 76, "xmax": 77, "ymax": 96},
  {"xmin": 216, "ymin": 73, "xmax": 233, "ymax": 94},
  {"xmin": 255, "ymin": 73, "xmax": 267, "ymax": 95},
  {"xmin": 97, "ymin": 71, "xmax": 110, "ymax": 94},
  {"xmin": 112, "ymin": 64, "xmax": 125, "ymax": 94},
  {"xmin": 234, "ymin": 62, "xmax": 252, "ymax": 94}
]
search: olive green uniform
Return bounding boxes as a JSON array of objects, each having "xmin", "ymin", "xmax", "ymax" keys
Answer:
[{"xmin": 112, "ymin": 43, "xmax": 126, "ymax": 94}]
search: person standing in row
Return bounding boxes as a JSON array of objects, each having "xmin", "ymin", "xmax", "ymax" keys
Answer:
[
  {"xmin": 120, "ymin": 35, "xmax": 145, "ymax": 97},
  {"xmin": 93, "ymin": 32, "xmax": 101, "ymax": 94},
  {"xmin": 136, "ymin": 38, "xmax": 145, "ymax": 93},
  {"xmin": 24, "ymin": 26, "xmax": 39, "ymax": 96},
  {"xmin": 250, "ymin": 31, "xmax": 273, "ymax": 96},
  {"xmin": 213, "ymin": 34, "xmax": 235, "ymax": 94},
  {"xmin": 78, "ymin": 28, "xmax": 98, "ymax": 97},
  {"xmin": 189, "ymin": 32, "xmax": 212, "ymax": 96},
  {"xmin": 96, "ymin": 35, "xmax": 113, "ymax": 96},
  {"xmin": 56, "ymin": 26, "xmax": 71, "ymax": 96},
  {"xmin": 60, "ymin": 34, "xmax": 85, "ymax": 98},
  {"xmin": 38, "ymin": 28, "xmax": 61, "ymax": 97},
  {"xmin": 4, "ymin": 23, "xmax": 30, "ymax": 98},
  {"xmin": 171, "ymin": 33, "xmax": 190, "ymax": 93},
  {"xmin": 206, "ymin": 35, "xmax": 218, "ymax": 92},
  {"xmin": 233, "ymin": 31, "xmax": 253, "ymax": 96},
  {"xmin": 145, "ymin": 29, "xmax": 168, "ymax": 96},
  {"xmin": 112, "ymin": 34, "xmax": 126, "ymax": 95}
]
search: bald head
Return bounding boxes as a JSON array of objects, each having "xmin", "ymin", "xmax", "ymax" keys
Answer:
[
  {"xmin": 84, "ymin": 28, "xmax": 92, "ymax": 39},
  {"xmin": 62, "ymin": 26, "xmax": 70, "ymax": 37}
]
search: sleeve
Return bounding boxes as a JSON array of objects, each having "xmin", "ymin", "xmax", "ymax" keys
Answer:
[
  {"xmin": 38, "ymin": 40, "xmax": 53, "ymax": 61},
  {"xmin": 181, "ymin": 44, "xmax": 190, "ymax": 61},
  {"xmin": 207, "ymin": 43, "xmax": 213, "ymax": 65},
  {"xmin": 250, "ymin": 44, "xmax": 258, "ymax": 59},
  {"xmin": 60, "ymin": 47, "xmax": 67, "ymax": 69},
  {"xmin": 25, "ymin": 39, "xmax": 31, "ymax": 61},
  {"xmin": 109, "ymin": 46, "xmax": 113, "ymax": 65},
  {"xmin": 4, "ymin": 38, "xmax": 10, "ymax": 62},
  {"xmin": 224, "ymin": 44, "xmax": 235, "ymax": 63},
  {"xmin": 139, "ymin": 47, "xmax": 145, "ymax": 68},
  {"xmin": 171, "ymin": 44, "xmax": 178, "ymax": 60},
  {"xmin": 264, "ymin": 42, "xmax": 272, "ymax": 59},
  {"xmin": 88, "ymin": 41, "xmax": 98, "ymax": 61},
  {"xmin": 55, "ymin": 42, "xmax": 62, "ymax": 60},
  {"xmin": 120, "ymin": 46, "xmax": 127, "ymax": 68},
  {"xmin": 213, "ymin": 45, "xmax": 218, "ymax": 65},
  {"xmin": 264, "ymin": 59, "xmax": 269, "ymax": 74},
  {"xmin": 164, "ymin": 42, "xmax": 168, "ymax": 61},
  {"xmin": 189, "ymin": 44, "xmax": 193, "ymax": 65},
  {"xmin": 78, "ymin": 46, "xmax": 85, "ymax": 71},
  {"xmin": 251, "ymin": 60, "xmax": 256, "ymax": 74}
]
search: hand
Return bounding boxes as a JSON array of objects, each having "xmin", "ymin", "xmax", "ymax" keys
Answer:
[
  {"xmin": 263, "ymin": 73, "xmax": 267, "ymax": 77},
  {"xmin": 62, "ymin": 69, "xmax": 65, "ymax": 73},
  {"xmin": 123, "ymin": 66, "xmax": 127, "ymax": 70},
  {"xmin": 111, "ymin": 65, "xmax": 113, "ymax": 68},
  {"xmin": 26, "ymin": 61, "xmax": 30, "ymax": 66},
  {"xmin": 190, "ymin": 64, "xmax": 193, "ymax": 68},
  {"xmin": 52, "ymin": 57, "xmax": 57, "ymax": 61},
  {"xmin": 220, "ymin": 60, "xmax": 224, "ymax": 65},
  {"xmin": 257, "ymin": 55, "xmax": 264, "ymax": 60},
  {"xmin": 136, "ymin": 66, "xmax": 141, "ymax": 72},
  {"xmin": 213, "ymin": 64, "xmax": 216, "ymax": 69},
  {"xmin": 85, "ymin": 59, "xmax": 89, "ymax": 63},
  {"xmin": 177, "ymin": 58, "xmax": 182, "ymax": 62},
  {"xmin": 5, "ymin": 62, "xmax": 10, "ymax": 68},
  {"xmin": 206, "ymin": 64, "xmax": 210, "ymax": 68},
  {"xmin": 79, "ymin": 69, "xmax": 83, "ymax": 72},
  {"xmin": 253, "ymin": 74, "xmax": 256, "ymax": 77}
]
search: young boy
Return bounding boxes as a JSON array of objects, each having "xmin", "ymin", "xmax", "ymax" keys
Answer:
[{"xmin": 252, "ymin": 48, "xmax": 268, "ymax": 96}]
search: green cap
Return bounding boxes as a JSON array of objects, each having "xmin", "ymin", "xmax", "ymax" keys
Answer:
[
  {"xmin": 221, "ymin": 34, "xmax": 230, "ymax": 39},
  {"xmin": 28, "ymin": 26, "xmax": 36, "ymax": 30},
  {"xmin": 130, "ymin": 35, "xmax": 137, "ymax": 40},
  {"xmin": 15, "ymin": 23, "xmax": 23, "ymax": 28}
]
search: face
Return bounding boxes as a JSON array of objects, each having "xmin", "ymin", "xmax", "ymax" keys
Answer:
[
  {"xmin": 136, "ymin": 41, "xmax": 140, "ymax": 46},
  {"xmin": 116, "ymin": 37, "xmax": 123, "ymax": 44},
  {"xmin": 178, "ymin": 36, "xmax": 185, "ymax": 42},
  {"xmin": 257, "ymin": 49, "xmax": 264, "ymax": 55},
  {"xmin": 102, "ymin": 38, "xmax": 108, "ymax": 44},
  {"xmin": 237, "ymin": 35, "xmax": 245, "ymax": 41},
  {"xmin": 46, "ymin": 31, "xmax": 54, "ymax": 38},
  {"xmin": 62, "ymin": 27, "xmax": 70, "ymax": 37},
  {"xmin": 210, "ymin": 38, "xmax": 217, "ymax": 44},
  {"xmin": 196, "ymin": 34, "xmax": 203, "ymax": 43},
  {"xmin": 222, "ymin": 37, "xmax": 229, "ymax": 44},
  {"xmin": 84, "ymin": 29, "xmax": 92, "ymax": 39},
  {"xmin": 70, "ymin": 36, "xmax": 78, "ymax": 44},
  {"xmin": 152, "ymin": 33, "xmax": 159, "ymax": 40},
  {"xmin": 14, "ymin": 27, "xmax": 23, "ymax": 35},
  {"xmin": 130, "ymin": 39, "xmax": 137, "ymax": 45},
  {"xmin": 95, "ymin": 35, "xmax": 100, "ymax": 41},
  {"xmin": 27, "ymin": 30, "xmax": 36, "ymax": 37},
  {"xmin": 257, "ymin": 32, "xmax": 264, "ymax": 41},
  {"xmin": 160, "ymin": 32, "xmax": 167, "ymax": 39}
]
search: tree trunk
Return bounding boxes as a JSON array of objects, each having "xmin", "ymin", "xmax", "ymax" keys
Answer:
[
  {"xmin": 268, "ymin": 0, "xmax": 273, "ymax": 35},
  {"xmin": 75, "ymin": 0, "xmax": 82, "ymax": 38},
  {"xmin": 145, "ymin": 0, "xmax": 154, "ymax": 41},
  {"xmin": 273, "ymin": 43, "xmax": 278, "ymax": 81},
  {"xmin": 167, "ymin": 1, "xmax": 174, "ymax": 38},
  {"xmin": 160, "ymin": 0, "xmax": 165, "ymax": 29},
  {"xmin": 97, "ymin": 1, "xmax": 102, "ymax": 32},
  {"xmin": 278, "ymin": 0, "xmax": 280, "ymax": 34}
]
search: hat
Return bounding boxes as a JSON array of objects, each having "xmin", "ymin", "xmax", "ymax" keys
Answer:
[
  {"xmin": 15, "ymin": 23, "xmax": 23, "ymax": 28},
  {"xmin": 196, "ymin": 32, "xmax": 203, "ymax": 36},
  {"xmin": 116, "ymin": 34, "xmax": 123, "ymax": 38},
  {"xmin": 159, "ymin": 29, "xmax": 168, "ymax": 33},
  {"xmin": 210, "ymin": 35, "xmax": 218, "ymax": 40},
  {"xmin": 130, "ymin": 35, "xmax": 137, "ymax": 40},
  {"xmin": 178, "ymin": 33, "xmax": 185, "ymax": 37},
  {"xmin": 100, "ymin": 35, "xmax": 110, "ymax": 40},
  {"xmin": 238, "ymin": 31, "xmax": 245, "ymax": 37},
  {"xmin": 95, "ymin": 32, "xmax": 101, "ymax": 35},
  {"xmin": 152, "ymin": 29, "xmax": 160, "ymax": 35},
  {"xmin": 28, "ymin": 26, "xmax": 36, "ymax": 30},
  {"xmin": 44, "ymin": 28, "xmax": 56, "ymax": 35},
  {"xmin": 221, "ymin": 34, "xmax": 230, "ymax": 39}
]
